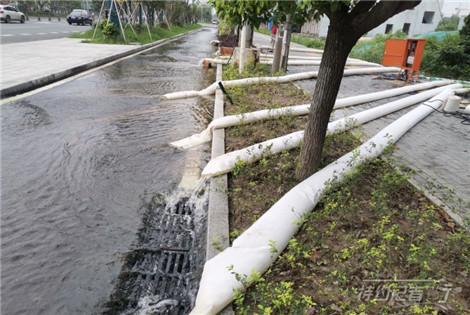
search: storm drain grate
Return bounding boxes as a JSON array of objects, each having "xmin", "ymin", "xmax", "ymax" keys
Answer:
[{"xmin": 104, "ymin": 194, "xmax": 206, "ymax": 315}]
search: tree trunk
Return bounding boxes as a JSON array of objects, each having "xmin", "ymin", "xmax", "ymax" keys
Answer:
[
  {"xmin": 248, "ymin": 25, "xmax": 254, "ymax": 47},
  {"xmin": 271, "ymin": 26, "xmax": 283, "ymax": 74},
  {"xmin": 296, "ymin": 24, "xmax": 357, "ymax": 180},
  {"xmin": 239, "ymin": 23, "xmax": 248, "ymax": 74},
  {"xmin": 281, "ymin": 14, "xmax": 292, "ymax": 72}
]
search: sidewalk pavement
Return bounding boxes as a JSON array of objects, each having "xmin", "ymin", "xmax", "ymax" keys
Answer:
[
  {"xmin": 253, "ymin": 31, "xmax": 470, "ymax": 227},
  {"xmin": 0, "ymin": 38, "xmax": 136, "ymax": 96}
]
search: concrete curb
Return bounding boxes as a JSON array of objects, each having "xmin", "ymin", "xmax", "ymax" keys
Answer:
[
  {"xmin": 205, "ymin": 64, "xmax": 233, "ymax": 315},
  {"xmin": 206, "ymin": 64, "xmax": 230, "ymax": 259},
  {"xmin": 0, "ymin": 27, "xmax": 202, "ymax": 98}
]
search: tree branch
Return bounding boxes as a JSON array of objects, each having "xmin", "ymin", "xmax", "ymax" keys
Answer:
[{"xmin": 349, "ymin": 0, "xmax": 376, "ymax": 17}]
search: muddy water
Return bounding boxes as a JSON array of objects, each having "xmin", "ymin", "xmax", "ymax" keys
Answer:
[{"xmin": 1, "ymin": 27, "xmax": 216, "ymax": 315}]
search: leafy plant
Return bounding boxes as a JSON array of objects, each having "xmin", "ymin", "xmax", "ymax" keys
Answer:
[{"xmin": 101, "ymin": 21, "xmax": 117, "ymax": 38}]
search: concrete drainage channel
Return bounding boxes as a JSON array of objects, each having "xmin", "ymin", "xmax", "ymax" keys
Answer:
[
  {"xmin": 103, "ymin": 188, "xmax": 208, "ymax": 315},
  {"xmin": 102, "ymin": 60, "xmax": 227, "ymax": 315}
]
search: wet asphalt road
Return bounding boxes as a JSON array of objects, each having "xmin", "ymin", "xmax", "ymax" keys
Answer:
[
  {"xmin": 1, "ymin": 27, "xmax": 215, "ymax": 315},
  {"xmin": 0, "ymin": 20, "xmax": 90, "ymax": 44}
]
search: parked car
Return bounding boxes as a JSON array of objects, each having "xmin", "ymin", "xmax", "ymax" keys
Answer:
[
  {"xmin": 67, "ymin": 9, "xmax": 92, "ymax": 25},
  {"xmin": 0, "ymin": 5, "xmax": 25, "ymax": 23}
]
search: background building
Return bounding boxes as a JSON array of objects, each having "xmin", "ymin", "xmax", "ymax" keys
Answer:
[{"xmin": 301, "ymin": 0, "xmax": 443, "ymax": 38}]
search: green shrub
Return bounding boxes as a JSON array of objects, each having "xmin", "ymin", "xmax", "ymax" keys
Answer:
[
  {"xmin": 420, "ymin": 34, "xmax": 465, "ymax": 79},
  {"xmin": 101, "ymin": 21, "xmax": 117, "ymax": 38},
  {"xmin": 421, "ymin": 14, "xmax": 470, "ymax": 80},
  {"xmin": 436, "ymin": 15, "xmax": 459, "ymax": 31}
]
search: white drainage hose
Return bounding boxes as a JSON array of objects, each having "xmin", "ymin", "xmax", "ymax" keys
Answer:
[
  {"xmin": 189, "ymin": 86, "xmax": 460, "ymax": 315},
  {"xmin": 170, "ymin": 80, "xmax": 452, "ymax": 149},
  {"xmin": 201, "ymin": 84, "xmax": 460, "ymax": 177},
  {"xmin": 259, "ymin": 59, "xmax": 380, "ymax": 67},
  {"xmin": 202, "ymin": 57, "xmax": 380, "ymax": 67},
  {"xmin": 162, "ymin": 67, "xmax": 400, "ymax": 100}
]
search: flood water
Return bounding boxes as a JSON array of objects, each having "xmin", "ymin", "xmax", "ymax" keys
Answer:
[{"xmin": 1, "ymin": 27, "xmax": 216, "ymax": 315}]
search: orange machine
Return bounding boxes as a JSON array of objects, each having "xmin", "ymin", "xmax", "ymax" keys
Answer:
[{"xmin": 382, "ymin": 38, "xmax": 426, "ymax": 81}]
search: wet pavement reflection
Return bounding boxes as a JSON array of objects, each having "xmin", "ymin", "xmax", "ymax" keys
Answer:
[{"xmin": 1, "ymin": 27, "xmax": 216, "ymax": 315}]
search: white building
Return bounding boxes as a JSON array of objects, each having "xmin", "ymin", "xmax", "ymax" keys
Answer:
[{"xmin": 301, "ymin": 0, "xmax": 443, "ymax": 38}]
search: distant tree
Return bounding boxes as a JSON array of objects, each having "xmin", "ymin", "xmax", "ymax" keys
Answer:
[
  {"xmin": 209, "ymin": 0, "xmax": 316, "ymax": 72},
  {"xmin": 209, "ymin": 0, "xmax": 275, "ymax": 29},
  {"xmin": 436, "ymin": 15, "xmax": 460, "ymax": 31},
  {"xmin": 460, "ymin": 14, "xmax": 470, "ymax": 50}
]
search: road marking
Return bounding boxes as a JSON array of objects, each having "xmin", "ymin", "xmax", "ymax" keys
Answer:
[
  {"xmin": 37, "ymin": 32, "xmax": 46, "ymax": 35},
  {"xmin": 1, "ymin": 34, "xmax": 13, "ymax": 37},
  {"xmin": 50, "ymin": 32, "xmax": 59, "ymax": 34},
  {"xmin": 61, "ymin": 31, "xmax": 71, "ymax": 33},
  {"xmin": 20, "ymin": 33, "xmax": 32, "ymax": 36}
]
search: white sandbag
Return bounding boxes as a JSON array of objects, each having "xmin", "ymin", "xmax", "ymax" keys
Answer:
[
  {"xmin": 200, "ymin": 58, "xmax": 231, "ymax": 65},
  {"xmin": 259, "ymin": 45, "xmax": 324, "ymax": 55},
  {"xmin": 170, "ymin": 105, "xmax": 309, "ymax": 149},
  {"xmin": 259, "ymin": 59, "xmax": 381, "ymax": 67},
  {"xmin": 162, "ymin": 67, "xmax": 400, "ymax": 100},
  {"xmin": 170, "ymin": 80, "xmax": 452, "ymax": 149},
  {"xmin": 260, "ymin": 53, "xmax": 322, "ymax": 60},
  {"xmin": 190, "ymin": 86, "xmax": 460, "ymax": 315},
  {"xmin": 201, "ymin": 83, "xmax": 460, "ymax": 177},
  {"xmin": 260, "ymin": 54, "xmax": 379, "ymax": 66}
]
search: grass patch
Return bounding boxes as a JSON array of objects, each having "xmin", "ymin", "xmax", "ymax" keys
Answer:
[
  {"xmin": 70, "ymin": 23, "xmax": 201, "ymax": 45},
  {"xmin": 224, "ymin": 64, "xmax": 469, "ymax": 315}
]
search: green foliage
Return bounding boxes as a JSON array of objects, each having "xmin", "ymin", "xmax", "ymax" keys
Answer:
[
  {"xmin": 209, "ymin": 0, "xmax": 322, "ymax": 28},
  {"xmin": 421, "ymin": 14, "xmax": 470, "ymax": 80},
  {"xmin": 101, "ymin": 21, "xmax": 117, "ymax": 38},
  {"xmin": 209, "ymin": 0, "xmax": 275, "ymax": 27},
  {"xmin": 218, "ymin": 17, "xmax": 234, "ymax": 36},
  {"xmin": 233, "ymin": 159, "xmax": 247, "ymax": 176},
  {"xmin": 436, "ymin": 15, "xmax": 459, "ymax": 31},
  {"xmin": 420, "ymin": 34, "xmax": 465, "ymax": 79},
  {"xmin": 143, "ymin": 1, "xmax": 202, "ymax": 26}
]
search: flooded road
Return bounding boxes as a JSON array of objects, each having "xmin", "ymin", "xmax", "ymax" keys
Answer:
[{"xmin": 1, "ymin": 27, "xmax": 216, "ymax": 315}]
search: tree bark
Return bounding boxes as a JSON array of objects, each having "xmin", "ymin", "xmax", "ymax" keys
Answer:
[
  {"xmin": 296, "ymin": 24, "xmax": 357, "ymax": 180},
  {"xmin": 243, "ymin": 24, "xmax": 253, "ymax": 48},
  {"xmin": 281, "ymin": 14, "xmax": 292, "ymax": 72},
  {"xmin": 239, "ymin": 23, "xmax": 248, "ymax": 74},
  {"xmin": 271, "ymin": 26, "xmax": 283, "ymax": 74}
]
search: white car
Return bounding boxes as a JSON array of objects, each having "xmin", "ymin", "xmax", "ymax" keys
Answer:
[{"xmin": 0, "ymin": 5, "xmax": 25, "ymax": 23}]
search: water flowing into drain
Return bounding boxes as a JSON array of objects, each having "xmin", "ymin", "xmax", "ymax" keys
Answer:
[{"xmin": 104, "ymin": 182, "xmax": 208, "ymax": 315}]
